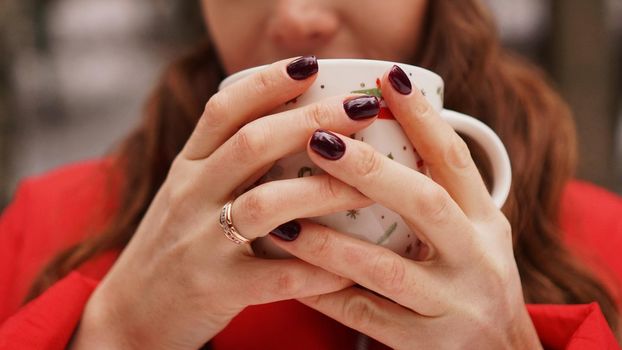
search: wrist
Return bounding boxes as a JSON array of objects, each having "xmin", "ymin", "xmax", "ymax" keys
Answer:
[
  {"xmin": 69, "ymin": 285, "xmax": 145, "ymax": 350},
  {"xmin": 507, "ymin": 305, "xmax": 543, "ymax": 350}
]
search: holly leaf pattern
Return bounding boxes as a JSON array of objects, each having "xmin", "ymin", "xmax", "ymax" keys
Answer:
[
  {"xmin": 376, "ymin": 222, "xmax": 398, "ymax": 245},
  {"xmin": 297, "ymin": 166, "xmax": 314, "ymax": 178},
  {"xmin": 351, "ymin": 87, "xmax": 382, "ymax": 98}
]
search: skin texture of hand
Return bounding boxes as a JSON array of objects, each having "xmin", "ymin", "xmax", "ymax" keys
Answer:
[
  {"xmin": 69, "ymin": 56, "xmax": 379, "ymax": 350},
  {"xmin": 269, "ymin": 66, "xmax": 543, "ymax": 349}
]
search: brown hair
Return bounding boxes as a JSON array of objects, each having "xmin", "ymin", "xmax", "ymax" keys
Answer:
[{"xmin": 26, "ymin": 0, "xmax": 620, "ymax": 335}]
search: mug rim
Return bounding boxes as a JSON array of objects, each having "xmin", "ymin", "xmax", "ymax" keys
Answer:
[{"xmin": 219, "ymin": 58, "xmax": 443, "ymax": 90}]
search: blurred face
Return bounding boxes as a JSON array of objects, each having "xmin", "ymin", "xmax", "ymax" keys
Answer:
[{"xmin": 202, "ymin": 0, "xmax": 429, "ymax": 75}]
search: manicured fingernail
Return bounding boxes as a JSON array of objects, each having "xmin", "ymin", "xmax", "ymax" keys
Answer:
[
  {"xmin": 270, "ymin": 220, "xmax": 301, "ymax": 241},
  {"xmin": 388, "ymin": 65, "xmax": 412, "ymax": 95},
  {"xmin": 310, "ymin": 129, "xmax": 346, "ymax": 160},
  {"xmin": 287, "ymin": 56, "xmax": 318, "ymax": 80},
  {"xmin": 343, "ymin": 96, "xmax": 379, "ymax": 120}
]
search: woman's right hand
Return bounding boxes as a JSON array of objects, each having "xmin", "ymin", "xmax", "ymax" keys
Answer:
[{"xmin": 69, "ymin": 56, "xmax": 379, "ymax": 350}]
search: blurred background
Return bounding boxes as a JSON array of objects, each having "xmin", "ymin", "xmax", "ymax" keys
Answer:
[{"xmin": 0, "ymin": 0, "xmax": 621, "ymax": 210}]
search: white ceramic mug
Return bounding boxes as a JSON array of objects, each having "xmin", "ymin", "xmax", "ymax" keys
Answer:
[{"xmin": 219, "ymin": 59, "xmax": 512, "ymax": 259}]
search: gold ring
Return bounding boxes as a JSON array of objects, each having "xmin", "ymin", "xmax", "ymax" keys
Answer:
[{"xmin": 219, "ymin": 199, "xmax": 252, "ymax": 244}]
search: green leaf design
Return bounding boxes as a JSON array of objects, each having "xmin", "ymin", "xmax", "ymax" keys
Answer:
[
  {"xmin": 376, "ymin": 222, "xmax": 398, "ymax": 245},
  {"xmin": 297, "ymin": 166, "xmax": 313, "ymax": 178},
  {"xmin": 351, "ymin": 87, "xmax": 383, "ymax": 98}
]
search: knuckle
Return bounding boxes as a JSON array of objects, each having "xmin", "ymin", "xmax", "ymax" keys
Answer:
[
  {"xmin": 167, "ymin": 156, "xmax": 192, "ymax": 185},
  {"xmin": 238, "ymin": 190, "xmax": 268, "ymax": 226},
  {"xmin": 272, "ymin": 270, "xmax": 302, "ymax": 297},
  {"xmin": 160, "ymin": 187, "xmax": 200, "ymax": 238},
  {"xmin": 416, "ymin": 185, "xmax": 452, "ymax": 225},
  {"xmin": 231, "ymin": 124, "xmax": 268, "ymax": 162},
  {"xmin": 252, "ymin": 69, "xmax": 277, "ymax": 95},
  {"xmin": 478, "ymin": 211, "xmax": 513, "ymax": 242},
  {"xmin": 304, "ymin": 103, "xmax": 332, "ymax": 130},
  {"xmin": 201, "ymin": 94, "xmax": 230, "ymax": 129},
  {"xmin": 320, "ymin": 175, "xmax": 342, "ymax": 200},
  {"xmin": 165, "ymin": 184, "xmax": 193, "ymax": 217},
  {"xmin": 354, "ymin": 145, "xmax": 383, "ymax": 180},
  {"xmin": 372, "ymin": 251, "xmax": 406, "ymax": 295},
  {"xmin": 166, "ymin": 186, "xmax": 185, "ymax": 209},
  {"xmin": 445, "ymin": 135, "xmax": 472, "ymax": 169},
  {"xmin": 308, "ymin": 229, "xmax": 334, "ymax": 258},
  {"xmin": 169, "ymin": 155, "xmax": 185, "ymax": 173},
  {"xmin": 412, "ymin": 96, "xmax": 434, "ymax": 120},
  {"xmin": 343, "ymin": 295, "xmax": 376, "ymax": 329},
  {"xmin": 496, "ymin": 216, "xmax": 513, "ymax": 240},
  {"xmin": 479, "ymin": 255, "xmax": 512, "ymax": 292}
]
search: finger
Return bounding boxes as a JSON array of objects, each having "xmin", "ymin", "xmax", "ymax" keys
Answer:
[
  {"xmin": 298, "ymin": 286, "xmax": 433, "ymax": 349},
  {"xmin": 306, "ymin": 129, "xmax": 475, "ymax": 259},
  {"xmin": 270, "ymin": 220, "xmax": 446, "ymax": 316},
  {"xmin": 381, "ymin": 65, "xmax": 496, "ymax": 219},
  {"xmin": 206, "ymin": 94, "xmax": 379, "ymax": 201},
  {"xmin": 232, "ymin": 256, "xmax": 354, "ymax": 306},
  {"xmin": 229, "ymin": 174, "xmax": 373, "ymax": 241},
  {"xmin": 182, "ymin": 56, "xmax": 319, "ymax": 160}
]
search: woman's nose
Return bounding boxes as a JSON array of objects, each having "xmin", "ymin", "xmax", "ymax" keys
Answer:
[{"xmin": 266, "ymin": 0, "xmax": 339, "ymax": 54}]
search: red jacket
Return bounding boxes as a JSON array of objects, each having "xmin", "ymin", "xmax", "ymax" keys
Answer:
[{"xmin": 0, "ymin": 158, "xmax": 620, "ymax": 349}]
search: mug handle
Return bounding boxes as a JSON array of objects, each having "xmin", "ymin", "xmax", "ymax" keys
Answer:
[{"xmin": 440, "ymin": 109, "xmax": 512, "ymax": 208}]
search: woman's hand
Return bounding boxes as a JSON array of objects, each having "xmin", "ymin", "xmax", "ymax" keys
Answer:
[
  {"xmin": 270, "ymin": 66, "xmax": 543, "ymax": 349},
  {"xmin": 70, "ymin": 56, "xmax": 380, "ymax": 350}
]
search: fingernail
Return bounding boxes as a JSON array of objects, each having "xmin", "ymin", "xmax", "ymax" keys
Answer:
[
  {"xmin": 270, "ymin": 220, "xmax": 301, "ymax": 241},
  {"xmin": 343, "ymin": 96, "xmax": 379, "ymax": 120},
  {"xmin": 388, "ymin": 65, "xmax": 412, "ymax": 95},
  {"xmin": 310, "ymin": 129, "xmax": 346, "ymax": 160},
  {"xmin": 287, "ymin": 56, "xmax": 318, "ymax": 80}
]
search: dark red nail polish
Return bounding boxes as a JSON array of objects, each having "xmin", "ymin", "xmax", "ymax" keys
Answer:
[
  {"xmin": 343, "ymin": 96, "xmax": 380, "ymax": 120},
  {"xmin": 287, "ymin": 56, "xmax": 318, "ymax": 80},
  {"xmin": 388, "ymin": 65, "xmax": 412, "ymax": 95},
  {"xmin": 270, "ymin": 220, "xmax": 301, "ymax": 241},
  {"xmin": 310, "ymin": 129, "xmax": 346, "ymax": 160}
]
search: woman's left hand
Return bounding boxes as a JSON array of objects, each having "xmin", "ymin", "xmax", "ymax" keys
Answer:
[{"xmin": 269, "ymin": 66, "xmax": 542, "ymax": 349}]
